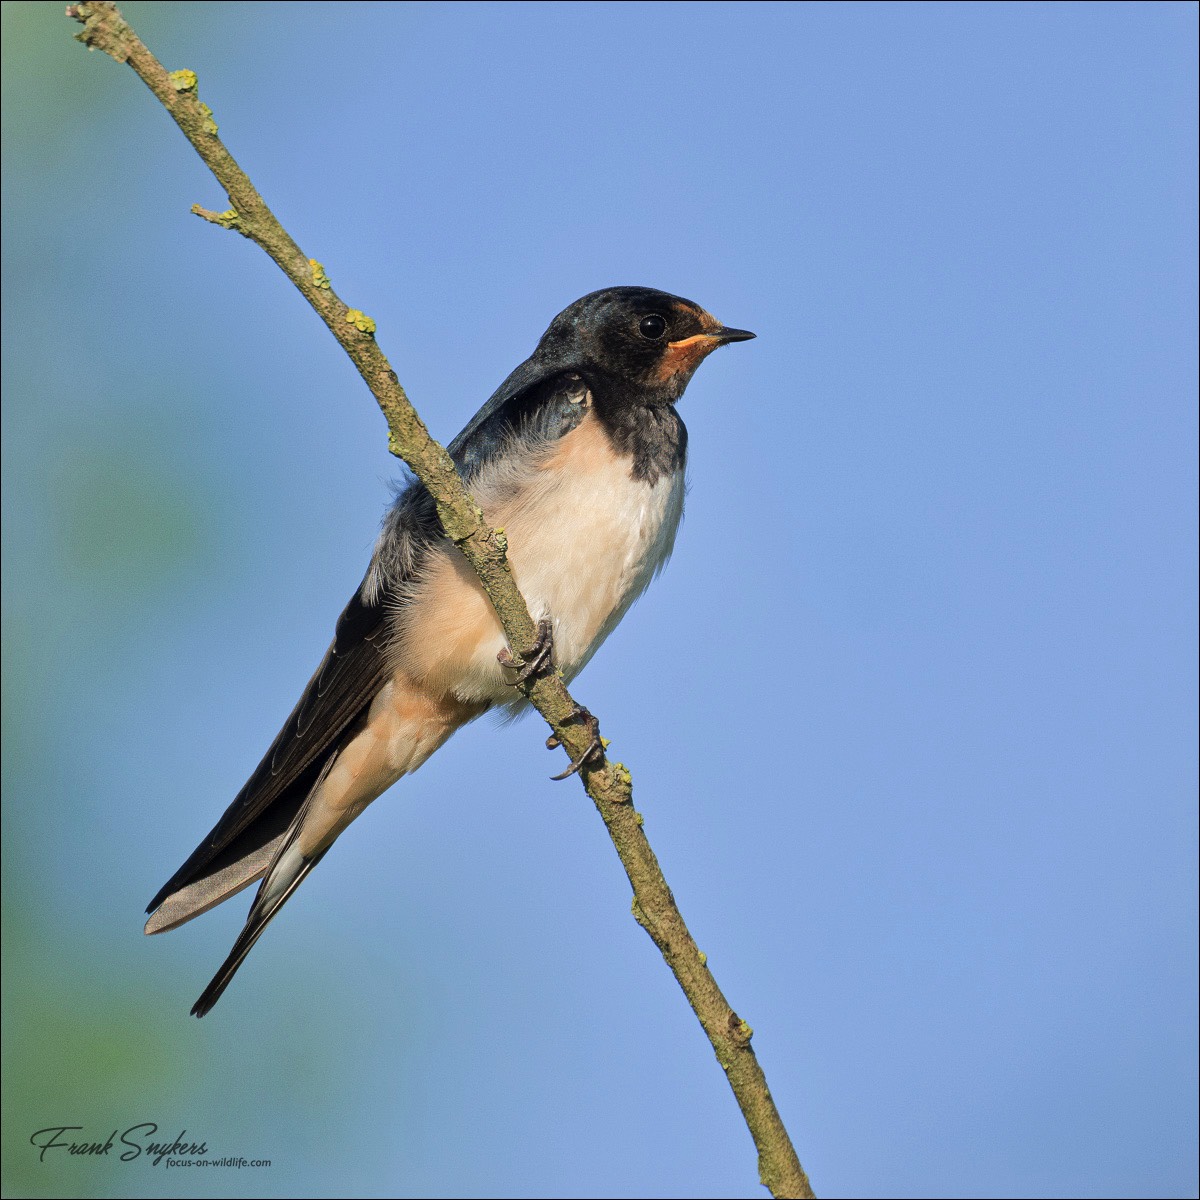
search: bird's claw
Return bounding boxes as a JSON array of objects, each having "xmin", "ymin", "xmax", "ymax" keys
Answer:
[
  {"xmin": 548, "ymin": 704, "xmax": 605, "ymax": 781},
  {"xmin": 498, "ymin": 618, "xmax": 555, "ymax": 684}
]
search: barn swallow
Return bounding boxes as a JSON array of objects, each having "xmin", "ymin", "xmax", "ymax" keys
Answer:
[{"xmin": 145, "ymin": 286, "xmax": 754, "ymax": 1016}]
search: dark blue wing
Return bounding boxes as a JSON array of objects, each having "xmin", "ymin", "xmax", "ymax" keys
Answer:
[
  {"xmin": 448, "ymin": 356, "xmax": 588, "ymax": 481},
  {"xmin": 146, "ymin": 582, "xmax": 390, "ymax": 915}
]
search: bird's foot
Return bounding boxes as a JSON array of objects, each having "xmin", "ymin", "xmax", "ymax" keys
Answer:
[
  {"xmin": 547, "ymin": 703, "xmax": 605, "ymax": 781},
  {"xmin": 498, "ymin": 618, "xmax": 555, "ymax": 684}
]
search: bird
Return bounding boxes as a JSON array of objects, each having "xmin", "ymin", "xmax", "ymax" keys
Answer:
[{"xmin": 145, "ymin": 285, "xmax": 755, "ymax": 1016}]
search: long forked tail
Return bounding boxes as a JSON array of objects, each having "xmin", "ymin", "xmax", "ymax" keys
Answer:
[{"xmin": 191, "ymin": 839, "xmax": 329, "ymax": 1018}]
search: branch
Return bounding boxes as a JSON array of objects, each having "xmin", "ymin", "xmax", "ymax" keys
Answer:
[{"xmin": 65, "ymin": 5, "xmax": 815, "ymax": 1196}]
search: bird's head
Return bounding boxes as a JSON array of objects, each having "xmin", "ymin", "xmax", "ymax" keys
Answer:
[{"xmin": 535, "ymin": 286, "xmax": 755, "ymax": 403}]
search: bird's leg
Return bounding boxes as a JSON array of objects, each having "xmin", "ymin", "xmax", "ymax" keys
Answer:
[
  {"xmin": 496, "ymin": 623, "xmax": 603, "ymax": 778},
  {"xmin": 547, "ymin": 703, "xmax": 605, "ymax": 781},
  {"xmin": 497, "ymin": 617, "xmax": 555, "ymax": 684}
]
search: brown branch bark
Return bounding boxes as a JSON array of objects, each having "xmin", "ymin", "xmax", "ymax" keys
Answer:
[{"xmin": 65, "ymin": 5, "xmax": 815, "ymax": 1196}]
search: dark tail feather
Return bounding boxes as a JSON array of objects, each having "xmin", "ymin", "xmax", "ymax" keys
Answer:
[
  {"xmin": 144, "ymin": 824, "xmax": 290, "ymax": 936},
  {"xmin": 190, "ymin": 842, "xmax": 329, "ymax": 1018},
  {"xmin": 147, "ymin": 757, "xmax": 325, "ymax": 916}
]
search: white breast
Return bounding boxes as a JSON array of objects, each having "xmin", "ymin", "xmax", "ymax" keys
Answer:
[
  {"xmin": 500, "ymin": 425, "xmax": 685, "ymax": 682},
  {"xmin": 393, "ymin": 411, "xmax": 685, "ymax": 707}
]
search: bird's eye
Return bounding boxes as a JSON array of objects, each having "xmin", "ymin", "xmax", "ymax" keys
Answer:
[{"xmin": 639, "ymin": 314, "xmax": 667, "ymax": 340}]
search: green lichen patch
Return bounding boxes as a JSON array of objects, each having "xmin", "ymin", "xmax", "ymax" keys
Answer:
[
  {"xmin": 168, "ymin": 68, "xmax": 198, "ymax": 92},
  {"xmin": 308, "ymin": 259, "xmax": 332, "ymax": 290},
  {"xmin": 190, "ymin": 204, "xmax": 244, "ymax": 233},
  {"xmin": 197, "ymin": 102, "xmax": 218, "ymax": 135},
  {"xmin": 344, "ymin": 309, "xmax": 377, "ymax": 335}
]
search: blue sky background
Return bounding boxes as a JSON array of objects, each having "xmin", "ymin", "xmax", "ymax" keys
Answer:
[{"xmin": 2, "ymin": 2, "xmax": 1197, "ymax": 1197}]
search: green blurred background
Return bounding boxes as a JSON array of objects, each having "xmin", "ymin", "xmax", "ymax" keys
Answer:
[
  {"xmin": 3, "ymin": 6, "xmax": 384, "ymax": 1195},
  {"xmin": 3, "ymin": 3, "xmax": 1197, "ymax": 1198}
]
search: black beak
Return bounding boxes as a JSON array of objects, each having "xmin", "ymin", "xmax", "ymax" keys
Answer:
[{"xmin": 713, "ymin": 326, "xmax": 756, "ymax": 343}]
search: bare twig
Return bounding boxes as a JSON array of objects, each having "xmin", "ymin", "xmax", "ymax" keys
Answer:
[{"xmin": 65, "ymin": 5, "xmax": 814, "ymax": 1196}]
